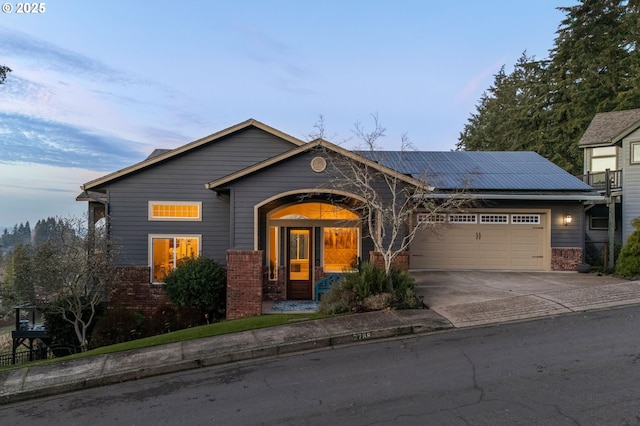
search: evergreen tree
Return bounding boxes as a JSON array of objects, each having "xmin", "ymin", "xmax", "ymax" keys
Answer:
[{"xmin": 458, "ymin": 0, "xmax": 640, "ymax": 176}]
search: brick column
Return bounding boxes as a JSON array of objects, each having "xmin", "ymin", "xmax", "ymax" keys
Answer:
[{"xmin": 226, "ymin": 250, "xmax": 263, "ymax": 320}]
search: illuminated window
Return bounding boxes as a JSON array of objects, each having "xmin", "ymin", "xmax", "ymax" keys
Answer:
[
  {"xmin": 149, "ymin": 201, "xmax": 202, "ymax": 221},
  {"xmin": 271, "ymin": 202, "xmax": 358, "ymax": 220},
  {"xmin": 269, "ymin": 226, "xmax": 278, "ymax": 280},
  {"xmin": 149, "ymin": 235, "xmax": 200, "ymax": 283},
  {"xmin": 324, "ymin": 227, "xmax": 359, "ymax": 272}
]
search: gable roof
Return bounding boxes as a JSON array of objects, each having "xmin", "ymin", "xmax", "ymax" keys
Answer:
[
  {"xmin": 80, "ymin": 119, "xmax": 306, "ymax": 191},
  {"xmin": 578, "ymin": 108, "xmax": 640, "ymax": 146},
  {"xmin": 358, "ymin": 151, "xmax": 595, "ymax": 191},
  {"xmin": 205, "ymin": 139, "xmax": 432, "ymax": 191}
]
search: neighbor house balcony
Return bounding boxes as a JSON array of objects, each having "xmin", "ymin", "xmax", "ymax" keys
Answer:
[{"xmin": 580, "ymin": 169, "xmax": 622, "ymax": 195}]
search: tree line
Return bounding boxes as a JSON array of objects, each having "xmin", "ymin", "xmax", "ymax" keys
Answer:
[
  {"xmin": 457, "ymin": 0, "xmax": 640, "ymax": 176},
  {"xmin": 1, "ymin": 217, "xmax": 71, "ymax": 249}
]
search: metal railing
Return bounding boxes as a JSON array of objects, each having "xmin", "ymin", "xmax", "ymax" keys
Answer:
[{"xmin": 580, "ymin": 169, "xmax": 622, "ymax": 195}]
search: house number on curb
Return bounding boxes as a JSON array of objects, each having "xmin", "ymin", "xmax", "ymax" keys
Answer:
[{"xmin": 352, "ymin": 332, "xmax": 372, "ymax": 341}]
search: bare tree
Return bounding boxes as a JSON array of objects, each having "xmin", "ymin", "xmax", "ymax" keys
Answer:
[
  {"xmin": 314, "ymin": 114, "xmax": 471, "ymax": 280},
  {"xmin": 34, "ymin": 217, "xmax": 120, "ymax": 351}
]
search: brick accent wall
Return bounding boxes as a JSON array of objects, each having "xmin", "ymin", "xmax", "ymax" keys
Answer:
[
  {"xmin": 552, "ymin": 247, "xmax": 583, "ymax": 271},
  {"xmin": 263, "ymin": 265, "xmax": 285, "ymax": 301},
  {"xmin": 109, "ymin": 266, "xmax": 171, "ymax": 317},
  {"xmin": 226, "ymin": 250, "xmax": 263, "ymax": 320},
  {"xmin": 369, "ymin": 251, "xmax": 410, "ymax": 271}
]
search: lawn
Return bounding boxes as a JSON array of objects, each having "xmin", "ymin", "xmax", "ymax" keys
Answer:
[{"xmin": 0, "ymin": 312, "xmax": 328, "ymax": 371}]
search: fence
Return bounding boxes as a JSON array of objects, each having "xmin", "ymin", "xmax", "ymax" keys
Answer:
[{"xmin": 0, "ymin": 347, "xmax": 51, "ymax": 367}]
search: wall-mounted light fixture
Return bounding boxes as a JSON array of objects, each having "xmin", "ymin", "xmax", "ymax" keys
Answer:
[{"xmin": 564, "ymin": 214, "xmax": 572, "ymax": 226}]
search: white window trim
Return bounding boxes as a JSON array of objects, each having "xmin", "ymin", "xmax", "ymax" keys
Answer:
[
  {"xmin": 148, "ymin": 201, "xmax": 202, "ymax": 221},
  {"xmin": 148, "ymin": 234, "xmax": 202, "ymax": 284},
  {"xmin": 631, "ymin": 141, "xmax": 640, "ymax": 165}
]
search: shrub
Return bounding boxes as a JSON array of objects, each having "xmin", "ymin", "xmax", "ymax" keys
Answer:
[
  {"xmin": 90, "ymin": 308, "xmax": 145, "ymax": 349},
  {"xmin": 319, "ymin": 286, "xmax": 357, "ymax": 314},
  {"xmin": 616, "ymin": 217, "xmax": 640, "ymax": 278},
  {"xmin": 319, "ymin": 262, "xmax": 420, "ymax": 313},
  {"xmin": 163, "ymin": 256, "xmax": 226, "ymax": 324},
  {"xmin": 147, "ymin": 304, "xmax": 182, "ymax": 335}
]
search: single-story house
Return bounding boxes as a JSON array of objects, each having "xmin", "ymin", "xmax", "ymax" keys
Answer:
[{"xmin": 77, "ymin": 119, "xmax": 602, "ymax": 319}]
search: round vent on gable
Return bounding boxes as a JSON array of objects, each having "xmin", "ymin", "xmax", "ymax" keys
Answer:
[{"xmin": 310, "ymin": 156, "xmax": 327, "ymax": 173}]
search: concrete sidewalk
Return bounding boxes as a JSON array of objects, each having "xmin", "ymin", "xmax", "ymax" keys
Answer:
[{"xmin": 2, "ymin": 273, "xmax": 640, "ymax": 405}]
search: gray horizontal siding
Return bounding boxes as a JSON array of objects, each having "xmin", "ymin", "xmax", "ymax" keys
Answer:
[
  {"xmin": 622, "ymin": 128, "xmax": 640, "ymax": 242},
  {"xmin": 103, "ymin": 127, "xmax": 297, "ymax": 265}
]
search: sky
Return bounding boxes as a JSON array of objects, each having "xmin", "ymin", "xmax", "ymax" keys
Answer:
[{"xmin": 0, "ymin": 0, "xmax": 579, "ymax": 232}]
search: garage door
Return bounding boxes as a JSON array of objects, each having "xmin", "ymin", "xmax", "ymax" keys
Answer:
[{"xmin": 410, "ymin": 213, "xmax": 547, "ymax": 270}]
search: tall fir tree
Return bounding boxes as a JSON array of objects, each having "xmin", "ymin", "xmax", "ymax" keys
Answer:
[{"xmin": 458, "ymin": 0, "xmax": 640, "ymax": 176}]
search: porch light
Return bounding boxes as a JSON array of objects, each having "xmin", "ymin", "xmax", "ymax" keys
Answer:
[{"xmin": 564, "ymin": 214, "xmax": 572, "ymax": 226}]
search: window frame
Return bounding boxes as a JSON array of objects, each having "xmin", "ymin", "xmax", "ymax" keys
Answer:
[
  {"xmin": 148, "ymin": 201, "xmax": 202, "ymax": 221},
  {"xmin": 631, "ymin": 141, "xmax": 640, "ymax": 165},
  {"xmin": 589, "ymin": 146, "xmax": 617, "ymax": 172},
  {"xmin": 148, "ymin": 234, "xmax": 202, "ymax": 284}
]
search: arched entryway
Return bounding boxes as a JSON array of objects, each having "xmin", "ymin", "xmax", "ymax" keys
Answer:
[{"xmin": 266, "ymin": 201, "xmax": 361, "ymax": 300}]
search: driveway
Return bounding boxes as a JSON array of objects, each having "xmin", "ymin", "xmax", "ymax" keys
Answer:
[{"xmin": 412, "ymin": 271, "xmax": 638, "ymax": 327}]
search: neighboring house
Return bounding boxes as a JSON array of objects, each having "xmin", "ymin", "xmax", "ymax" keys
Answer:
[
  {"xmin": 77, "ymin": 119, "xmax": 601, "ymax": 319},
  {"xmin": 579, "ymin": 108, "xmax": 640, "ymax": 268}
]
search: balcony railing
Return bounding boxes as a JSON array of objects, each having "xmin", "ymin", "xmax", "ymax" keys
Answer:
[{"xmin": 580, "ymin": 169, "xmax": 622, "ymax": 195}]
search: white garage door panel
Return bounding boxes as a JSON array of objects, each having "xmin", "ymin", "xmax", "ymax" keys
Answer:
[{"xmin": 410, "ymin": 213, "xmax": 547, "ymax": 271}]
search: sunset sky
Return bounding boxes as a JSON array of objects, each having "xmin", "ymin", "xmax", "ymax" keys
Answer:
[{"xmin": 0, "ymin": 0, "xmax": 577, "ymax": 231}]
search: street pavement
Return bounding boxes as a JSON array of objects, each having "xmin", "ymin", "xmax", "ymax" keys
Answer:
[{"xmin": 1, "ymin": 271, "xmax": 639, "ymax": 405}]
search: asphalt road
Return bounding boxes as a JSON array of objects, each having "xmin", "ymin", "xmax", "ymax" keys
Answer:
[{"xmin": 2, "ymin": 306, "xmax": 640, "ymax": 425}]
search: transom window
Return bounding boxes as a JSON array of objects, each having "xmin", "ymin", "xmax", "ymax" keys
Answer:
[
  {"xmin": 271, "ymin": 203, "xmax": 358, "ymax": 220},
  {"xmin": 149, "ymin": 201, "xmax": 202, "ymax": 221},
  {"xmin": 150, "ymin": 235, "xmax": 200, "ymax": 283}
]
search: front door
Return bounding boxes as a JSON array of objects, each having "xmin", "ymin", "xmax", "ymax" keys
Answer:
[{"xmin": 287, "ymin": 228, "xmax": 312, "ymax": 299}]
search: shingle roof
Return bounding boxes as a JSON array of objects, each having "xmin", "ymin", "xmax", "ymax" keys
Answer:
[
  {"xmin": 356, "ymin": 151, "xmax": 594, "ymax": 191},
  {"xmin": 578, "ymin": 108, "xmax": 640, "ymax": 146}
]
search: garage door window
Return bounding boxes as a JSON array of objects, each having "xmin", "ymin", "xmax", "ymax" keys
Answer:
[
  {"xmin": 480, "ymin": 214, "xmax": 509, "ymax": 224},
  {"xmin": 449, "ymin": 214, "xmax": 477, "ymax": 224},
  {"xmin": 417, "ymin": 213, "xmax": 446, "ymax": 223},
  {"xmin": 511, "ymin": 214, "xmax": 540, "ymax": 224}
]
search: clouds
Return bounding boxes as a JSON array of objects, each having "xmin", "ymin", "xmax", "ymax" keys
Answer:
[
  {"xmin": 0, "ymin": 27, "xmax": 144, "ymax": 85},
  {"xmin": 0, "ymin": 112, "xmax": 145, "ymax": 170}
]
